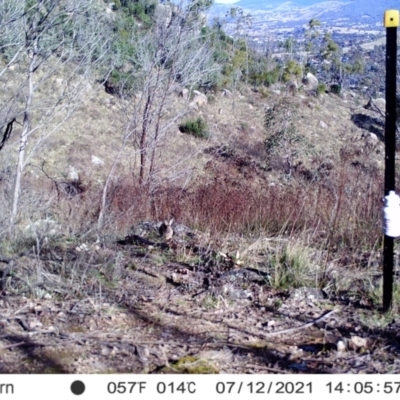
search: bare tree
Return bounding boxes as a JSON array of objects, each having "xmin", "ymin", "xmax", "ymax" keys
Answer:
[
  {"xmin": 0, "ymin": 0, "xmax": 113, "ymax": 233},
  {"xmin": 97, "ymin": 1, "xmax": 220, "ymax": 228}
]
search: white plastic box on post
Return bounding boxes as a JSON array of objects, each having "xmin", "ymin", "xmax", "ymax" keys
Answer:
[{"xmin": 383, "ymin": 191, "xmax": 400, "ymax": 237}]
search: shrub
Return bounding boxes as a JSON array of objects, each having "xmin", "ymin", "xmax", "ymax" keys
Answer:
[
  {"xmin": 250, "ymin": 66, "xmax": 281, "ymax": 87},
  {"xmin": 316, "ymin": 83, "xmax": 326, "ymax": 96},
  {"xmin": 207, "ymin": 94, "xmax": 216, "ymax": 104},
  {"xmin": 282, "ymin": 60, "xmax": 302, "ymax": 83},
  {"xmin": 330, "ymin": 83, "xmax": 341, "ymax": 95},
  {"xmin": 105, "ymin": 69, "xmax": 136, "ymax": 96},
  {"xmin": 179, "ymin": 118, "xmax": 209, "ymax": 139}
]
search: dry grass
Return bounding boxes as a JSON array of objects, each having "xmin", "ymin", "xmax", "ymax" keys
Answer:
[
  {"xmin": 3, "ymin": 92, "xmax": 383, "ymax": 226},
  {"xmin": 0, "ymin": 72, "xmax": 388, "ymax": 301}
]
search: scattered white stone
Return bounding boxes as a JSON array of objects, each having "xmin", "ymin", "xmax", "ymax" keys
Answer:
[
  {"xmin": 303, "ymin": 72, "xmax": 319, "ymax": 90},
  {"xmin": 193, "ymin": 93, "xmax": 207, "ymax": 106},
  {"xmin": 288, "ymin": 346, "xmax": 303, "ymax": 358},
  {"xmin": 154, "ymin": 3, "xmax": 172, "ymax": 27},
  {"xmin": 179, "ymin": 88, "xmax": 189, "ymax": 99},
  {"xmin": 337, "ymin": 340, "xmax": 347, "ymax": 352},
  {"xmin": 25, "ymin": 219, "xmax": 60, "ymax": 237},
  {"xmin": 188, "ymin": 102, "xmax": 198, "ymax": 110},
  {"xmin": 75, "ymin": 243, "xmax": 89, "ymax": 252},
  {"xmin": 366, "ymin": 97, "xmax": 385, "ymax": 114},
  {"xmin": 29, "ymin": 320, "xmax": 43, "ymax": 330},
  {"xmin": 319, "ymin": 120, "xmax": 328, "ymax": 129},
  {"xmin": 348, "ymin": 335, "xmax": 368, "ymax": 350},
  {"xmin": 91, "ymin": 155, "xmax": 104, "ymax": 166},
  {"xmin": 67, "ymin": 165, "xmax": 79, "ymax": 182},
  {"xmin": 368, "ymin": 132, "xmax": 379, "ymax": 141}
]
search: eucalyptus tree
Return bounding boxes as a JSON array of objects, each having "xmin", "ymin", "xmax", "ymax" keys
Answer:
[
  {"xmin": 0, "ymin": 0, "xmax": 113, "ymax": 232},
  {"xmin": 97, "ymin": 0, "xmax": 220, "ymax": 228}
]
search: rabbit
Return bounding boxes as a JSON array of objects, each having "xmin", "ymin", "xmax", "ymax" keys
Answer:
[{"xmin": 159, "ymin": 218, "xmax": 174, "ymax": 241}]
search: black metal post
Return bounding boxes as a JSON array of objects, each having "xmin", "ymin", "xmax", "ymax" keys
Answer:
[{"xmin": 383, "ymin": 24, "xmax": 398, "ymax": 312}]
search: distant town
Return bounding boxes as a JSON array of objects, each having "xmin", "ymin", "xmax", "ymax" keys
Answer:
[{"xmin": 209, "ymin": 1, "xmax": 394, "ymax": 96}]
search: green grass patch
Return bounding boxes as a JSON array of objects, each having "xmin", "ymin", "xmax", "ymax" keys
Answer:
[{"xmin": 179, "ymin": 117, "xmax": 209, "ymax": 139}]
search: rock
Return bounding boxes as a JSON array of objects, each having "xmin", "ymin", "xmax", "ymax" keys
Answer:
[
  {"xmin": 192, "ymin": 90, "xmax": 207, "ymax": 106},
  {"xmin": 91, "ymin": 155, "xmax": 104, "ymax": 166},
  {"xmin": 319, "ymin": 120, "xmax": 328, "ymax": 129},
  {"xmin": 29, "ymin": 320, "xmax": 43, "ymax": 330},
  {"xmin": 337, "ymin": 340, "xmax": 346, "ymax": 352},
  {"xmin": 369, "ymin": 132, "xmax": 379, "ymax": 141},
  {"xmin": 365, "ymin": 97, "xmax": 386, "ymax": 115},
  {"xmin": 25, "ymin": 219, "xmax": 61, "ymax": 238},
  {"xmin": 348, "ymin": 336, "xmax": 369, "ymax": 350},
  {"xmin": 75, "ymin": 243, "xmax": 89, "ymax": 252},
  {"xmin": 291, "ymin": 287, "xmax": 326, "ymax": 300},
  {"xmin": 361, "ymin": 131, "xmax": 379, "ymax": 142},
  {"xmin": 67, "ymin": 166, "xmax": 79, "ymax": 182},
  {"xmin": 129, "ymin": 221, "xmax": 160, "ymax": 237},
  {"xmin": 172, "ymin": 222, "xmax": 194, "ymax": 238},
  {"xmin": 303, "ymin": 72, "xmax": 318, "ymax": 90},
  {"xmin": 188, "ymin": 102, "xmax": 198, "ymax": 110},
  {"xmin": 179, "ymin": 88, "xmax": 189, "ymax": 100},
  {"xmin": 154, "ymin": 3, "xmax": 172, "ymax": 27}
]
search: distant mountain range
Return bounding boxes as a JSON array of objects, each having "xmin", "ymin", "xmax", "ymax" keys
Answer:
[{"xmin": 211, "ymin": 0, "xmax": 400, "ymax": 25}]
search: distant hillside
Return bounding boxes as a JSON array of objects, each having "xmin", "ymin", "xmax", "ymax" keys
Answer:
[
  {"xmin": 211, "ymin": 0, "xmax": 400, "ymax": 24},
  {"xmin": 321, "ymin": 0, "xmax": 399, "ymax": 23},
  {"xmin": 215, "ymin": 0, "xmax": 350, "ymax": 10}
]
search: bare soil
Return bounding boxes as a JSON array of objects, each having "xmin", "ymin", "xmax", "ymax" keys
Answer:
[{"xmin": 1, "ymin": 229, "xmax": 400, "ymax": 374}]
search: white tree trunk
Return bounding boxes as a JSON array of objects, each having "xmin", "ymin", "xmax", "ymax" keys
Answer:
[{"xmin": 10, "ymin": 47, "xmax": 37, "ymax": 233}]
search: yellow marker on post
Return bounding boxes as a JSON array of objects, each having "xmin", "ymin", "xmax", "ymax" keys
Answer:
[
  {"xmin": 384, "ymin": 9, "xmax": 399, "ymax": 27},
  {"xmin": 383, "ymin": 9, "xmax": 399, "ymax": 312}
]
